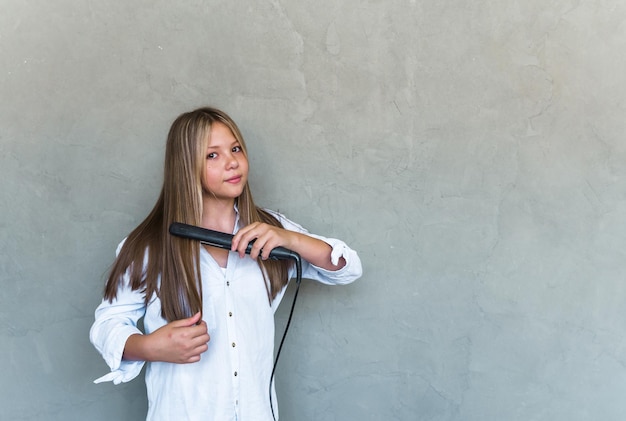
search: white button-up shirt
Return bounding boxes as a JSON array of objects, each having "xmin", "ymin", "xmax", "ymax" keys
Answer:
[{"xmin": 90, "ymin": 211, "xmax": 362, "ymax": 421}]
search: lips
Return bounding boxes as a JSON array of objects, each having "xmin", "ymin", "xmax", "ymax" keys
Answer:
[{"xmin": 225, "ymin": 175, "xmax": 242, "ymax": 184}]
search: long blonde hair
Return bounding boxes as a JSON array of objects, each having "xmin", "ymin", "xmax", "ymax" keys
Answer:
[{"xmin": 103, "ymin": 107, "xmax": 291, "ymax": 321}]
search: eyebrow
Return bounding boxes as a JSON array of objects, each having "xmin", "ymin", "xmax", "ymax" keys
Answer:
[{"xmin": 206, "ymin": 140, "xmax": 240, "ymax": 149}]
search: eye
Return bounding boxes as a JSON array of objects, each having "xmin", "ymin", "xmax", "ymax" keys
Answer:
[
  {"xmin": 206, "ymin": 152, "xmax": 217, "ymax": 159},
  {"xmin": 232, "ymin": 145, "xmax": 242, "ymax": 153}
]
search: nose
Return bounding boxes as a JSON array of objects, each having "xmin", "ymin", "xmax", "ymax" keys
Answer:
[{"xmin": 226, "ymin": 153, "xmax": 239, "ymax": 169}]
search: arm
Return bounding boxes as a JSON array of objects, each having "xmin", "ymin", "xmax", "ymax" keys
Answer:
[
  {"xmin": 232, "ymin": 214, "xmax": 362, "ymax": 312},
  {"xmin": 231, "ymin": 210, "xmax": 362, "ymax": 286},
  {"xmin": 91, "ymin": 295, "xmax": 211, "ymax": 384},
  {"xmin": 90, "ymin": 264, "xmax": 211, "ymax": 384},
  {"xmin": 89, "ymin": 282, "xmax": 148, "ymax": 384},
  {"xmin": 123, "ymin": 312, "xmax": 210, "ymax": 364},
  {"xmin": 232, "ymin": 222, "xmax": 345, "ymax": 271}
]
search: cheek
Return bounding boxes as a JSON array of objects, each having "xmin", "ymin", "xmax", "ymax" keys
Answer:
[
  {"xmin": 240, "ymin": 157, "xmax": 250, "ymax": 175},
  {"xmin": 202, "ymin": 167, "xmax": 220, "ymax": 189}
]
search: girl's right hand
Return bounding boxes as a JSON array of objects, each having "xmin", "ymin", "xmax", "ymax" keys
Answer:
[{"xmin": 123, "ymin": 312, "xmax": 210, "ymax": 364}]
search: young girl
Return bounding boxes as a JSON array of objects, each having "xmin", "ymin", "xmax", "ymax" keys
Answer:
[{"xmin": 89, "ymin": 107, "xmax": 362, "ymax": 421}]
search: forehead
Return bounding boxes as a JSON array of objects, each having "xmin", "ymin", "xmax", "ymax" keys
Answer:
[{"xmin": 206, "ymin": 121, "xmax": 237, "ymax": 146}]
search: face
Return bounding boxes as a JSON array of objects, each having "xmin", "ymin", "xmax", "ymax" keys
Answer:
[{"xmin": 201, "ymin": 121, "xmax": 249, "ymax": 204}]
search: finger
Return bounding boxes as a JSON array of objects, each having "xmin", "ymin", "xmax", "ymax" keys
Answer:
[
  {"xmin": 256, "ymin": 234, "xmax": 280, "ymax": 260},
  {"xmin": 187, "ymin": 324, "xmax": 210, "ymax": 340},
  {"xmin": 171, "ymin": 311, "xmax": 202, "ymax": 328},
  {"xmin": 260, "ymin": 243, "xmax": 273, "ymax": 260},
  {"xmin": 232, "ymin": 231, "xmax": 249, "ymax": 257},
  {"xmin": 198, "ymin": 332, "xmax": 210, "ymax": 344},
  {"xmin": 255, "ymin": 238, "xmax": 271, "ymax": 260},
  {"xmin": 231, "ymin": 223, "xmax": 258, "ymax": 251},
  {"xmin": 238, "ymin": 226, "xmax": 263, "ymax": 259},
  {"xmin": 257, "ymin": 231, "xmax": 285, "ymax": 260},
  {"xmin": 239, "ymin": 234, "xmax": 259, "ymax": 258},
  {"xmin": 193, "ymin": 341, "xmax": 209, "ymax": 354},
  {"xmin": 249, "ymin": 235, "xmax": 269, "ymax": 260},
  {"xmin": 183, "ymin": 340, "xmax": 209, "ymax": 363},
  {"xmin": 184, "ymin": 354, "xmax": 202, "ymax": 364}
]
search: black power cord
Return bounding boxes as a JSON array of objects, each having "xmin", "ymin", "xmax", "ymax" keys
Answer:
[{"xmin": 270, "ymin": 253, "xmax": 301, "ymax": 421}]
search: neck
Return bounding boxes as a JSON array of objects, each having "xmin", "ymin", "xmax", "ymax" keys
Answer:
[{"xmin": 201, "ymin": 197, "xmax": 237, "ymax": 233}]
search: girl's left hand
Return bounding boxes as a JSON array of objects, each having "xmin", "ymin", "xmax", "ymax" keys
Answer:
[{"xmin": 231, "ymin": 222, "xmax": 295, "ymax": 261}]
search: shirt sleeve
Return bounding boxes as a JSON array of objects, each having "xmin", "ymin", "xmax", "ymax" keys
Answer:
[
  {"xmin": 301, "ymin": 232, "xmax": 363, "ymax": 285},
  {"xmin": 270, "ymin": 211, "xmax": 363, "ymax": 286},
  {"xmin": 89, "ymin": 242, "xmax": 147, "ymax": 385}
]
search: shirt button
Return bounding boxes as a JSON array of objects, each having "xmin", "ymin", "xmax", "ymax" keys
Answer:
[
  {"xmin": 232, "ymin": 342, "xmax": 236, "ymax": 348},
  {"xmin": 229, "ymin": 312, "xmax": 233, "ymax": 317},
  {"xmin": 227, "ymin": 281, "xmax": 230, "ymax": 286},
  {"xmin": 234, "ymin": 371, "xmax": 238, "ymax": 377}
]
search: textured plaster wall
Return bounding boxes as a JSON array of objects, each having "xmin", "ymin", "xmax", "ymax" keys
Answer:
[{"xmin": 2, "ymin": 1, "xmax": 626, "ymax": 420}]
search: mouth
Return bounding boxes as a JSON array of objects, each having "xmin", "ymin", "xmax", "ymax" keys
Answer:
[{"xmin": 225, "ymin": 175, "xmax": 242, "ymax": 184}]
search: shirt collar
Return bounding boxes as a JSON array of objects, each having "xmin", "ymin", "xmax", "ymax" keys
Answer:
[{"xmin": 233, "ymin": 202, "xmax": 241, "ymax": 233}]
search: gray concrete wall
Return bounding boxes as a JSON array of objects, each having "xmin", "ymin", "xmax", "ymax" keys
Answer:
[{"xmin": 2, "ymin": 1, "xmax": 626, "ymax": 420}]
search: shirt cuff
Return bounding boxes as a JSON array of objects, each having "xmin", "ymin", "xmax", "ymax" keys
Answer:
[
  {"xmin": 307, "ymin": 234, "xmax": 362, "ymax": 281},
  {"xmin": 94, "ymin": 326, "xmax": 144, "ymax": 385},
  {"xmin": 94, "ymin": 360, "xmax": 145, "ymax": 385}
]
